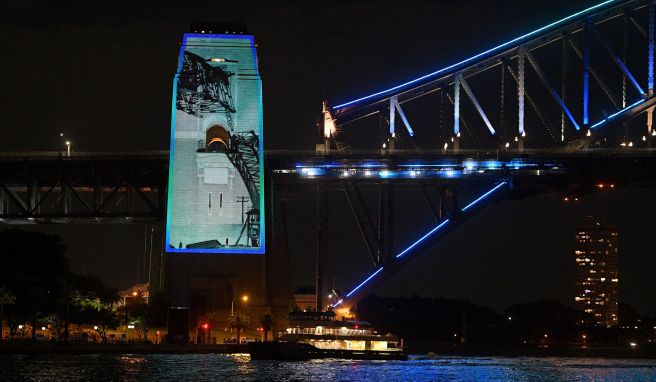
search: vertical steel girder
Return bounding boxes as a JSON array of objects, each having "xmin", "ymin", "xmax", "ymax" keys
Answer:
[
  {"xmin": 439, "ymin": 88, "xmax": 446, "ymax": 144},
  {"xmin": 562, "ymin": 34, "xmax": 569, "ymax": 142},
  {"xmin": 389, "ymin": 94, "xmax": 396, "ymax": 138},
  {"xmin": 379, "ymin": 183, "xmax": 393, "ymax": 265},
  {"xmin": 419, "ymin": 183, "xmax": 442, "ymax": 221},
  {"xmin": 647, "ymin": 106, "xmax": 655, "ymax": 148},
  {"xmin": 567, "ymin": 39, "xmax": 620, "ymax": 109},
  {"xmin": 344, "ymin": 183, "xmax": 382, "ymax": 266},
  {"xmin": 623, "ymin": 11, "xmax": 629, "ymax": 108},
  {"xmin": 649, "ymin": 0, "xmax": 654, "ymax": 95},
  {"xmin": 316, "ymin": 185, "xmax": 325, "ymax": 310},
  {"xmin": 583, "ymin": 19, "xmax": 591, "ymax": 127},
  {"xmin": 0, "ymin": 188, "xmax": 6, "ymax": 215},
  {"xmin": 446, "ymin": 93, "xmax": 474, "ymax": 148},
  {"xmin": 500, "ymin": 60, "xmax": 507, "ymax": 144},
  {"xmin": 454, "ymin": 73, "xmax": 462, "ymax": 137},
  {"xmin": 517, "ymin": 46, "xmax": 526, "ymax": 137}
]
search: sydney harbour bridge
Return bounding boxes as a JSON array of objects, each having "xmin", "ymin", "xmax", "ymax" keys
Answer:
[{"xmin": 2, "ymin": 0, "xmax": 656, "ymax": 317}]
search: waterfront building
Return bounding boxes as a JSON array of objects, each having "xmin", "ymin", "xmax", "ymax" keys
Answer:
[{"xmin": 574, "ymin": 217, "xmax": 619, "ymax": 327}]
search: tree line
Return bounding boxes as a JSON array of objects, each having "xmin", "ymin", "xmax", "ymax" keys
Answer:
[{"xmin": 0, "ymin": 228, "xmax": 166, "ymax": 342}]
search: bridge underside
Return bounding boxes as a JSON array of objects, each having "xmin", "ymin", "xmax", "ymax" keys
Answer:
[
  {"xmin": 0, "ymin": 152, "xmax": 168, "ymax": 223},
  {"xmin": 269, "ymin": 149, "xmax": 656, "ymax": 314}
]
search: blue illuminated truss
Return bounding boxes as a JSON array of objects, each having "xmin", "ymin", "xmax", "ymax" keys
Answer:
[
  {"xmin": 333, "ymin": 0, "xmax": 618, "ymax": 110},
  {"xmin": 461, "ymin": 182, "xmax": 508, "ymax": 212},
  {"xmin": 335, "ymin": 181, "xmax": 509, "ymax": 307},
  {"xmin": 396, "ymin": 219, "xmax": 451, "ymax": 259},
  {"xmin": 344, "ymin": 267, "xmax": 384, "ymax": 299},
  {"xmin": 590, "ymin": 99, "xmax": 647, "ymax": 129}
]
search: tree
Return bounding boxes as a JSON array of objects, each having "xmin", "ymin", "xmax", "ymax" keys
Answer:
[
  {"xmin": 0, "ymin": 229, "xmax": 70, "ymax": 340},
  {"xmin": 260, "ymin": 314, "xmax": 274, "ymax": 342},
  {"xmin": 90, "ymin": 308, "xmax": 120, "ymax": 343},
  {"xmin": 228, "ymin": 312, "xmax": 249, "ymax": 344},
  {"xmin": 0, "ymin": 287, "xmax": 16, "ymax": 340},
  {"xmin": 119, "ymin": 302, "xmax": 160, "ymax": 341},
  {"xmin": 67, "ymin": 274, "xmax": 120, "ymax": 341}
]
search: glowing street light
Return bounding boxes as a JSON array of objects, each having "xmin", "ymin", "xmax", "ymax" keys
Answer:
[
  {"xmin": 66, "ymin": 141, "xmax": 71, "ymax": 157},
  {"xmin": 231, "ymin": 295, "xmax": 249, "ymax": 316}
]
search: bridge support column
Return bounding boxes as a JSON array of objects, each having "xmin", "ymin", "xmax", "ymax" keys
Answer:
[
  {"xmin": 379, "ymin": 182, "xmax": 393, "ymax": 265},
  {"xmin": 647, "ymin": 106, "xmax": 655, "ymax": 148},
  {"xmin": 0, "ymin": 187, "xmax": 6, "ymax": 216},
  {"xmin": 649, "ymin": 0, "xmax": 654, "ymax": 96},
  {"xmin": 517, "ymin": 46, "xmax": 526, "ymax": 140},
  {"xmin": 388, "ymin": 96, "xmax": 396, "ymax": 152},
  {"xmin": 316, "ymin": 185, "xmax": 326, "ymax": 311},
  {"xmin": 561, "ymin": 34, "xmax": 569, "ymax": 143},
  {"xmin": 28, "ymin": 181, "xmax": 39, "ymax": 216},
  {"xmin": 583, "ymin": 19, "xmax": 591, "ymax": 128},
  {"xmin": 453, "ymin": 73, "xmax": 461, "ymax": 153}
]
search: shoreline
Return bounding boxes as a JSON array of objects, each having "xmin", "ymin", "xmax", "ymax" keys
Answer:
[
  {"xmin": 1, "ymin": 342, "xmax": 656, "ymax": 359},
  {"xmin": 0, "ymin": 343, "xmax": 248, "ymax": 355}
]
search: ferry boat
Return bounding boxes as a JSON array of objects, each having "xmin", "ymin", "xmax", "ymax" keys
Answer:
[{"xmin": 248, "ymin": 310, "xmax": 407, "ymax": 360}]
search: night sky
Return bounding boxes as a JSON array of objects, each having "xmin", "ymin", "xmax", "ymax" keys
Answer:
[{"xmin": 3, "ymin": 0, "xmax": 656, "ymax": 315}]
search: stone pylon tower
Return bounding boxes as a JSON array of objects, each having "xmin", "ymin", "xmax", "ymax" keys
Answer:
[{"xmin": 165, "ymin": 24, "xmax": 294, "ymax": 341}]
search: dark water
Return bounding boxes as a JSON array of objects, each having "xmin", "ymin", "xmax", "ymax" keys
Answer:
[{"xmin": 2, "ymin": 354, "xmax": 656, "ymax": 381}]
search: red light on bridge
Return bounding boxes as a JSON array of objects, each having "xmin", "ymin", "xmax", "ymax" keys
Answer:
[{"xmin": 202, "ymin": 323, "xmax": 209, "ymax": 330}]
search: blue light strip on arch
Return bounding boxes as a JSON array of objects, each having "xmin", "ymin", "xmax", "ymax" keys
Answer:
[
  {"xmin": 335, "ymin": 181, "xmax": 509, "ymax": 306},
  {"xmin": 333, "ymin": 0, "xmax": 618, "ymax": 110}
]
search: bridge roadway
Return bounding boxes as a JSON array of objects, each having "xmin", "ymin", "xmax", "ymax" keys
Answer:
[{"xmin": 1, "ymin": 149, "xmax": 655, "ymax": 223}]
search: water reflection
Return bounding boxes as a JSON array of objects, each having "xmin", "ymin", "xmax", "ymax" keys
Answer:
[{"xmin": 2, "ymin": 354, "xmax": 656, "ymax": 382}]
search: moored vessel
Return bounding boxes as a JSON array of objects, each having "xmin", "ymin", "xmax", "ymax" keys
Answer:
[{"xmin": 248, "ymin": 310, "xmax": 406, "ymax": 360}]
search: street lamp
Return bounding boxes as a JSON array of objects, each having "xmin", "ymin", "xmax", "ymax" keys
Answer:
[
  {"xmin": 231, "ymin": 294, "xmax": 249, "ymax": 316},
  {"xmin": 66, "ymin": 141, "xmax": 71, "ymax": 157}
]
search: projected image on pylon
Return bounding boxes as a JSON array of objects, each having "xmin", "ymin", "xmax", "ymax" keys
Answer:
[{"xmin": 166, "ymin": 34, "xmax": 264, "ymax": 254}]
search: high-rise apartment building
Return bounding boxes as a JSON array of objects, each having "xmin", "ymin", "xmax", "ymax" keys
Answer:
[{"xmin": 574, "ymin": 217, "xmax": 619, "ymax": 327}]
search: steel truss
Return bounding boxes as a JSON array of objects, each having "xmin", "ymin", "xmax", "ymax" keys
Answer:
[
  {"xmin": 0, "ymin": 152, "xmax": 168, "ymax": 223},
  {"xmin": 322, "ymin": 0, "xmax": 656, "ymax": 153},
  {"xmin": 270, "ymin": 149, "xmax": 656, "ymax": 314}
]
